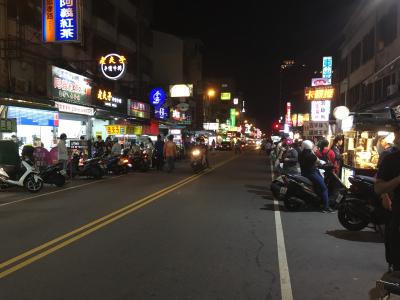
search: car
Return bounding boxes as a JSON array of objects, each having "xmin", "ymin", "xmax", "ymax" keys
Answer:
[{"xmin": 218, "ymin": 141, "xmax": 232, "ymax": 151}]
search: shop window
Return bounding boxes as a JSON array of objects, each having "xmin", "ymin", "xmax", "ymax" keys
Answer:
[
  {"xmin": 377, "ymin": 4, "xmax": 397, "ymax": 50},
  {"xmin": 351, "ymin": 42, "xmax": 361, "ymax": 73},
  {"xmin": 362, "ymin": 28, "xmax": 375, "ymax": 64}
]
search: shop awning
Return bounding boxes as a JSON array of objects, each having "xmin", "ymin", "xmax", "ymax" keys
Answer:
[{"xmin": 0, "ymin": 93, "xmax": 57, "ymax": 111}]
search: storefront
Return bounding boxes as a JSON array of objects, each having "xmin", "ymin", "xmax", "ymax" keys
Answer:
[
  {"xmin": 0, "ymin": 96, "xmax": 58, "ymax": 150},
  {"xmin": 340, "ymin": 109, "xmax": 396, "ymax": 187},
  {"xmin": 50, "ymin": 66, "xmax": 94, "ymax": 140}
]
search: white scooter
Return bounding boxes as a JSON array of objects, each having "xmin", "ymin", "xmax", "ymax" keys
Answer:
[{"xmin": 0, "ymin": 159, "xmax": 43, "ymax": 193}]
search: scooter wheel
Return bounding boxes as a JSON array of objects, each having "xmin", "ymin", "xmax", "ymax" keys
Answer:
[
  {"xmin": 24, "ymin": 174, "xmax": 43, "ymax": 193},
  {"xmin": 338, "ymin": 203, "xmax": 368, "ymax": 231}
]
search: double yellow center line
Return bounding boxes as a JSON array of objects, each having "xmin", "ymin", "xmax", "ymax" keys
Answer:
[{"xmin": 0, "ymin": 156, "xmax": 237, "ymax": 279}]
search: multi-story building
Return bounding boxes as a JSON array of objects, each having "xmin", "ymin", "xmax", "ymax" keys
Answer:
[
  {"xmin": 150, "ymin": 30, "xmax": 203, "ymax": 130},
  {"xmin": 0, "ymin": 0, "xmax": 154, "ymax": 147},
  {"xmin": 338, "ymin": 0, "xmax": 400, "ymax": 112}
]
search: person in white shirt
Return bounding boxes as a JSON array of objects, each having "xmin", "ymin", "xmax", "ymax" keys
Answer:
[{"xmin": 111, "ymin": 138, "xmax": 122, "ymax": 157}]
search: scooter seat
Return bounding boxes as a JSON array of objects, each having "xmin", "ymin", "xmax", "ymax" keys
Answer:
[
  {"xmin": 355, "ymin": 175, "xmax": 376, "ymax": 184},
  {"xmin": 0, "ymin": 164, "xmax": 20, "ymax": 179},
  {"xmin": 289, "ymin": 174, "xmax": 313, "ymax": 186}
]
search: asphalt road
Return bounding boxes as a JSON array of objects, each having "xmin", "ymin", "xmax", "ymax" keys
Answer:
[{"xmin": 0, "ymin": 149, "xmax": 392, "ymax": 299}]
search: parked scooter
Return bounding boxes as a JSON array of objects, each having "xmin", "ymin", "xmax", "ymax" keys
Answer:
[
  {"xmin": 131, "ymin": 149, "xmax": 150, "ymax": 172},
  {"xmin": 190, "ymin": 147, "xmax": 207, "ymax": 172},
  {"xmin": 273, "ymin": 163, "xmax": 345, "ymax": 211},
  {"xmin": 336, "ymin": 175, "xmax": 390, "ymax": 231},
  {"xmin": 40, "ymin": 163, "xmax": 66, "ymax": 187},
  {"xmin": 0, "ymin": 143, "xmax": 43, "ymax": 193},
  {"xmin": 67, "ymin": 153, "xmax": 105, "ymax": 179},
  {"xmin": 104, "ymin": 155, "xmax": 129, "ymax": 175}
]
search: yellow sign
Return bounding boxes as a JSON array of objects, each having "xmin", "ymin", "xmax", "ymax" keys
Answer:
[
  {"xmin": 106, "ymin": 125, "xmax": 142, "ymax": 135},
  {"xmin": 221, "ymin": 92, "xmax": 231, "ymax": 100},
  {"xmin": 305, "ymin": 86, "xmax": 335, "ymax": 101},
  {"xmin": 97, "ymin": 89, "xmax": 112, "ymax": 101}
]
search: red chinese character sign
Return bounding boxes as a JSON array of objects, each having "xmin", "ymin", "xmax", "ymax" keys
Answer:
[{"xmin": 99, "ymin": 54, "xmax": 127, "ymax": 80}]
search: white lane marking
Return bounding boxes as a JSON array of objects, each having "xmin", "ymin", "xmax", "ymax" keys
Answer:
[
  {"xmin": 0, "ymin": 175, "xmax": 124, "ymax": 208},
  {"xmin": 270, "ymin": 160, "xmax": 294, "ymax": 300}
]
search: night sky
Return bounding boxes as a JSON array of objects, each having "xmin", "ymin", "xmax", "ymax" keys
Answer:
[{"xmin": 153, "ymin": 0, "xmax": 361, "ymax": 131}]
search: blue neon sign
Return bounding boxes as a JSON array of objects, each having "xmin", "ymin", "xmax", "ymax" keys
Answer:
[
  {"xmin": 43, "ymin": 0, "xmax": 80, "ymax": 43},
  {"xmin": 155, "ymin": 107, "xmax": 169, "ymax": 120},
  {"xmin": 149, "ymin": 88, "xmax": 166, "ymax": 107},
  {"xmin": 322, "ymin": 56, "xmax": 333, "ymax": 84}
]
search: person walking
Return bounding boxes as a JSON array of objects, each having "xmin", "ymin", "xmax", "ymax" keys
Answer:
[
  {"xmin": 57, "ymin": 133, "xmax": 68, "ymax": 173},
  {"xmin": 154, "ymin": 135, "xmax": 165, "ymax": 171},
  {"xmin": 163, "ymin": 135, "xmax": 177, "ymax": 173}
]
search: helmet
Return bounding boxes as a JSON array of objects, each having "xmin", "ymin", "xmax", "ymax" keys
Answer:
[{"xmin": 302, "ymin": 140, "xmax": 314, "ymax": 150}]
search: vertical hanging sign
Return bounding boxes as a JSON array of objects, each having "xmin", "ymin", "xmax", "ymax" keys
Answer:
[{"xmin": 43, "ymin": 0, "xmax": 81, "ymax": 43}]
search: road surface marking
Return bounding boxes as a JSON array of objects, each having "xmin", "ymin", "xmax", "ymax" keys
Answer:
[
  {"xmin": 0, "ymin": 175, "xmax": 125, "ymax": 208},
  {"xmin": 271, "ymin": 161, "xmax": 294, "ymax": 300},
  {"xmin": 0, "ymin": 155, "xmax": 237, "ymax": 279}
]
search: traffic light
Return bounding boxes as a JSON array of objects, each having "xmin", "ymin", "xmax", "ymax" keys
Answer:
[{"xmin": 273, "ymin": 122, "xmax": 281, "ymax": 130}]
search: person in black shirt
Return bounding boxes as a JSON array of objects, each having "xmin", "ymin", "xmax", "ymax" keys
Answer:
[{"xmin": 375, "ymin": 129, "xmax": 400, "ymax": 271}]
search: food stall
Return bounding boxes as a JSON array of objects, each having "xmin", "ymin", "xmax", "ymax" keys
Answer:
[{"xmin": 340, "ymin": 109, "xmax": 397, "ymax": 187}]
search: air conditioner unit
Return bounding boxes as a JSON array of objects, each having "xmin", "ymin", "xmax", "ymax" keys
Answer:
[{"xmin": 387, "ymin": 84, "xmax": 398, "ymax": 96}]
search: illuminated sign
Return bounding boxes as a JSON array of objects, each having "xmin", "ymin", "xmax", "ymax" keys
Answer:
[
  {"xmin": 221, "ymin": 92, "xmax": 231, "ymax": 100},
  {"xmin": 99, "ymin": 53, "xmax": 127, "ymax": 80},
  {"xmin": 149, "ymin": 88, "xmax": 166, "ymax": 106},
  {"xmin": 203, "ymin": 123, "xmax": 219, "ymax": 130},
  {"xmin": 311, "ymin": 78, "xmax": 330, "ymax": 87},
  {"xmin": 172, "ymin": 109, "xmax": 181, "ymax": 120},
  {"xmin": 155, "ymin": 106, "xmax": 169, "ymax": 120},
  {"xmin": 128, "ymin": 100, "xmax": 150, "ymax": 119},
  {"xmin": 233, "ymin": 98, "xmax": 239, "ymax": 105},
  {"xmin": 8, "ymin": 107, "xmax": 59, "ymax": 127},
  {"xmin": 43, "ymin": 0, "xmax": 81, "ymax": 43},
  {"xmin": 169, "ymin": 84, "xmax": 193, "ymax": 97},
  {"xmin": 322, "ymin": 56, "xmax": 333, "ymax": 84},
  {"xmin": 106, "ymin": 125, "xmax": 142, "ymax": 135},
  {"xmin": 311, "ymin": 100, "xmax": 331, "ymax": 121},
  {"xmin": 305, "ymin": 86, "xmax": 335, "ymax": 101},
  {"xmin": 303, "ymin": 121, "xmax": 329, "ymax": 136},
  {"xmin": 95, "ymin": 89, "xmax": 123, "ymax": 111},
  {"xmin": 55, "ymin": 101, "xmax": 94, "ymax": 116},
  {"xmin": 291, "ymin": 113, "xmax": 309, "ymax": 127},
  {"xmin": 230, "ymin": 108, "xmax": 236, "ymax": 127},
  {"xmin": 286, "ymin": 102, "xmax": 292, "ymax": 125},
  {"xmin": 0, "ymin": 118, "xmax": 17, "ymax": 133},
  {"xmin": 51, "ymin": 66, "xmax": 92, "ymax": 105}
]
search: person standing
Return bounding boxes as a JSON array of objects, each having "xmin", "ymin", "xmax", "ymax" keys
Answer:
[
  {"xmin": 163, "ymin": 135, "xmax": 177, "ymax": 173},
  {"xmin": 154, "ymin": 135, "xmax": 165, "ymax": 171},
  {"xmin": 57, "ymin": 133, "xmax": 68, "ymax": 172},
  {"xmin": 281, "ymin": 142, "xmax": 300, "ymax": 174},
  {"xmin": 315, "ymin": 139, "xmax": 337, "ymax": 173},
  {"xmin": 331, "ymin": 136, "xmax": 344, "ymax": 175},
  {"xmin": 375, "ymin": 129, "xmax": 400, "ymax": 272},
  {"xmin": 93, "ymin": 136, "xmax": 105, "ymax": 157}
]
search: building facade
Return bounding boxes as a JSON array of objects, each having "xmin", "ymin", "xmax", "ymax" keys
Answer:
[{"xmin": 338, "ymin": 0, "xmax": 400, "ymax": 112}]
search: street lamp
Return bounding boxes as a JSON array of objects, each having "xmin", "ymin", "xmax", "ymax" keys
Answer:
[{"xmin": 207, "ymin": 89, "xmax": 216, "ymax": 98}]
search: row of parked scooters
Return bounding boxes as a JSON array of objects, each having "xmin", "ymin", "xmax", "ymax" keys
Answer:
[
  {"xmin": 271, "ymin": 161, "xmax": 388, "ymax": 233},
  {"xmin": 0, "ymin": 141, "xmax": 153, "ymax": 193}
]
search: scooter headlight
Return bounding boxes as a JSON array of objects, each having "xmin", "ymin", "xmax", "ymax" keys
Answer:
[{"xmin": 192, "ymin": 149, "xmax": 201, "ymax": 156}]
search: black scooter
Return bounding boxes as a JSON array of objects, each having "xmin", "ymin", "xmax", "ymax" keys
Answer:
[
  {"xmin": 190, "ymin": 147, "xmax": 207, "ymax": 172},
  {"xmin": 336, "ymin": 175, "xmax": 390, "ymax": 231},
  {"xmin": 274, "ymin": 164, "xmax": 345, "ymax": 211},
  {"xmin": 40, "ymin": 163, "xmax": 65, "ymax": 187},
  {"xmin": 67, "ymin": 153, "xmax": 105, "ymax": 179}
]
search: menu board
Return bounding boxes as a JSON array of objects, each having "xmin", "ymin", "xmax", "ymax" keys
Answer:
[{"xmin": 0, "ymin": 118, "xmax": 17, "ymax": 132}]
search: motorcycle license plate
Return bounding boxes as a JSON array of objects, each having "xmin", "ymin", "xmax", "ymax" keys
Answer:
[
  {"xmin": 336, "ymin": 193, "xmax": 344, "ymax": 203},
  {"xmin": 280, "ymin": 187, "xmax": 287, "ymax": 195}
]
